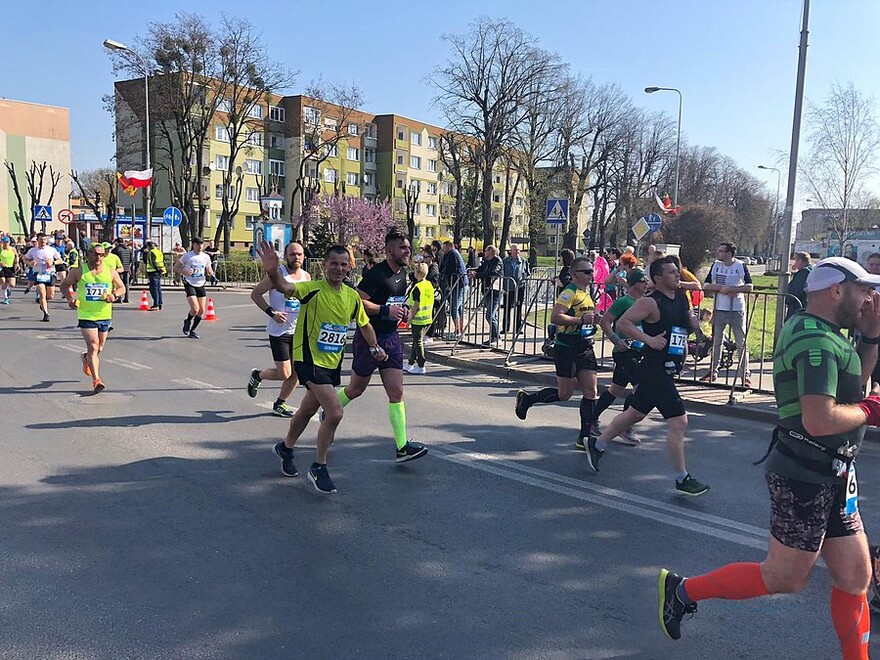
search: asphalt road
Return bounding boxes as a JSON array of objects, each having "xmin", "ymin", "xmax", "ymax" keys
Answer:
[{"xmin": 1, "ymin": 289, "xmax": 878, "ymax": 659}]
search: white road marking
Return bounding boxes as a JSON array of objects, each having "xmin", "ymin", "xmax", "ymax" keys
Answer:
[
  {"xmin": 431, "ymin": 445, "xmax": 768, "ymax": 550},
  {"xmin": 103, "ymin": 358, "xmax": 153, "ymax": 371},
  {"xmin": 171, "ymin": 377, "xmax": 232, "ymax": 394},
  {"xmin": 218, "ymin": 303, "xmax": 258, "ymax": 310},
  {"xmin": 56, "ymin": 344, "xmax": 84, "ymax": 353}
]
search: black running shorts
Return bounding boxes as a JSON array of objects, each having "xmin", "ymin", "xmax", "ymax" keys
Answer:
[
  {"xmin": 183, "ymin": 282, "xmax": 207, "ymax": 298},
  {"xmin": 626, "ymin": 362, "xmax": 686, "ymax": 419},
  {"xmin": 294, "ymin": 361, "xmax": 341, "ymax": 389},
  {"xmin": 611, "ymin": 350, "xmax": 641, "ymax": 387},
  {"xmin": 269, "ymin": 334, "xmax": 293, "ymax": 362},
  {"xmin": 553, "ymin": 342, "xmax": 598, "ymax": 378}
]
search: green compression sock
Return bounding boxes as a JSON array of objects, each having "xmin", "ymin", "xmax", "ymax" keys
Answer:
[
  {"xmin": 388, "ymin": 401, "xmax": 408, "ymax": 450},
  {"xmin": 337, "ymin": 388, "xmax": 351, "ymax": 408}
]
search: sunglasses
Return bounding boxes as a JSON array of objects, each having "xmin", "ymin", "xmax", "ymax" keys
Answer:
[{"xmin": 572, "ymin": 269, "xmax": 594, "ymax": 274}]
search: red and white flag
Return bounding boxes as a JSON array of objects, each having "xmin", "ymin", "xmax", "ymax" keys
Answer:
[{"xmin": 122, "ymin": 168, "xmax": 153, "ymax": 188}]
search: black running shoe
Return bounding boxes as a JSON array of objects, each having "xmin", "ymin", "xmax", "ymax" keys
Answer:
[
  {"xmin": 515, "ymin": 389, "xmax": 530, "ymax": 420},
  {"xmin": 188, "ymin": 331, "xmax": 200, "ymax": 340},
  {"xmin": 272, "ymin": 401, "xmax": 295, "ymax": 417},
  {"xmin": 575, "ymin": 437, "xmax": 586, "ymax": 450},
  {"xmin": 41, "ymin": 313, "xmax": 50, "ymax": 322},
  {"xmin": 675, "ymin": 474, "xmax": 710, "ymax": 497},
  {"xmin": 658, "ymin": 569, "xmax": 697, "ymax": 640},
  {"xmin": 273, "ymin": 442, "xmax": 298, "ymax": 477},
  {"xmin": 396, "ymin": 440, "xmax": 428, "ymax": 463},
  {"xmin": 309, "ymin": 463, "xmax": 337, "ymax": 493},
  {"xmin": 247, "ymin": 369, "xmax": 261, "ymax": 398},
  {"xmin": 182, "ymin": 319, "xmax": 191, "ymax": 336},
  {"xmin": 869, "ymin": 545, "xmax": 880, "ymax": 614},
  {"xmin": 585, "ymin": 436, "xmax": 603, "ymax": 472}
]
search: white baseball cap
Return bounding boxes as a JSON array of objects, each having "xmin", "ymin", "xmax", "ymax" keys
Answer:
[{"xmin": 805, "ymin": 256, "xmax": 880, "ymax": 292}]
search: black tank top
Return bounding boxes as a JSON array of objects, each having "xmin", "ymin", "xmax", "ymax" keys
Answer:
[{"xmin": 641, "ymin": 289, "xmax": 692, "ymax": 365}]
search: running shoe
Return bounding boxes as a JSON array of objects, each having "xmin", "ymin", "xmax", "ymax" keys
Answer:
[
  {"xmin": 615, "ymin": 427, "xmax": 641, "ymax": 446},
  {"xmin": 272, "ymin": 401, "xmax": 295, "ymax": 417},
  {"xmin": 675, "ymin": 474, "xmax": 710, "ymax": 497},
  {"xmin": 273, "ymin": 442, "xmax": 298, "ymax": 477},
  {"xmin": 247, "ymin": 369, "xmax": 261, "ymax": 398},
  {"xmin": 410, "ymin": 365, "xmax": 427, "ymax": 375},
  {"xmin": 403, "ymin": 364, "xmax": 416, "ymax": 373},
  {"xmin": 188, "ymin": 331, "xmax": 200, "ymax": 340},
  {"xmin": 585, "ymin": 436, "xmax": 603, "ymax": 472},
  {"xmin": 658, "ymin": 569, "xmax": 697, "ymax": 640},
  {"xmin": 575, "ymin": 437, "xmax": 586, "ymax": 450},
  {"xmin": 81, "ymin": 352, "xmax": 92, "ymax": 377},
  {"xmin": 396, "ymin": 440, "xmax": 428, "ymax": 463},
  {"xmin": 514, "ymin": 390, "xmax": 530, "ymax": 420},
  {"xmin": 41, "ymin": 313, "xmax": 50, "ymax": 322},
  {"xmin": 308, "ymin": 462, "xmax": 337, "ymax": 493},
  {"xmin": 589, "ymin": 421, "xmax": 602, "ymax": 437},
  {"xmin": 1, "ymin": 298, "xmax": 8, "ymax": 305},
  {"xmin": 869, "ymin": 545, "xmax": 880, "ymax": 614},
  {"xmin": 182, "ymin": 318, "xmax": 191, "ymax": 336},
  {"xmin": 93, "ymin": 378, "xmax": 105, "ymax": 393}
]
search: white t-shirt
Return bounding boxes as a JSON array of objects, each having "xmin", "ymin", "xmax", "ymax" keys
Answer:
[
  {"xmin": 267, "ymin": 265, "xmax": 311, "ymax": 337},
  {"xmin": 181, "ymin": 251, "xmax": 212, "ymax": 287},
  {"xmin": 26, "ymin": 246, "xmax": 61, "ymax": 280},
  {"xmin": 705, "ymin": 259, "xmax": 752, "ymax": 312}
]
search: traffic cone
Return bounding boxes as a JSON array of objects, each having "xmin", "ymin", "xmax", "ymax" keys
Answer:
[
  {"xmin": 204, "ymin": 297, "xmax": 218, "ymax": 321},
  {"xmin": 139, "ymin": 290, "xmax": 150, "ymax": 311}
]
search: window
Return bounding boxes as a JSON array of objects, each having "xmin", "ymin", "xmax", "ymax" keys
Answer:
[
  {"xmin": 427, "ymin": 159, "xmax": 437, "ymax": 173},
  {"xmin": 217, "ymin": 98, "xmax": 232, "ymax": 113},
  {"xmin": 347, "ymin": 147, "xmax": 359, "ymax": 161},
  {"xmin": 396, "ymin": 154, "xmax": 405, "ymax": 166},
  {"xmin": 395, "ymin": 199, "xmax": 405, "ymax": 212},
  {"xmin": 245, "ymin": 159, "xmax": 262, "ymax": 174},
  {"xmin": 426, "ymin": 182, "xmax": 437, "ymax": 195},
  {"xmin": 325, "ymin": 144, "xmax": 339, "ymax": 158},
  {"xmin": 413, "ymin": 225, "xmax": 421, "ymax": 237},
  {"xmin": 411, "ymin": 132, "xmax": 422, "ymax": 146},
  {"xmin": 415, "ymin": 203, "xmax": 422, "ymax": 215},
  {"xmin": 246, "ymin": 132, "xmax": 264, "ymax": 147},
  {"xmin": 363, "ymin": 172, "xmax": 375, "ymax": 187},
  {"xmin": 348, "ymin": 123, "xmax": 359, "ymax": 135},
  {"xmin": 215, "ymin": 155, "xmax": 229, "ymax": 171},
  {"xmin": 494, "ymin": 174, "xmax": 502, "ymax": 184},
  {"xmin": 303, "ymin": 106, "xmax": 320, "ymax": 125},
  {"xmin": 426, "ymin": 227, "xmax": 434, "ymax": 238},
  {"xmin": 324, "ymin": 168, "xmax": 337, "ymax": 182},
  {"xmin": 270, "ymin": 159, "xmax": 285, "ymax": 177},
  {"xmin": 426, "ymin": 204, "xmax": 437, "ymax": 217},
  {"xmin": 269, "ymin": 106, "xmax": 285, "ymax": 122},
  {"xmin": 248, "ymin": 105, "xmax": 263, "ymax": 119},
  {"xmin": 270, "ymin": 134, "xmax": 282, "ymax": 149},
  {"xmin": 346, "ymin": 172, "xmax": 359, "ymax": 186},
  {"xmin": 516, "ymin": 197, "xmax": 524, "ymax": 207},
  {"xmin": 363, "ymin": 123, "xmax": 376, "ymax": 139},
  {"xmin": 215, "ymin": 125, "xmax": 229, "ymax": 141},
  {"xmin": 364, "ymin": 148, "xmax": 375, "ymax": 163},
  {"xmin": 410, "ymin": 155, "xmax": 421, "ymax": 169},
  {"xmin": 214, "ymin": 184, "xmax": 224, "ymax": 199},
  {"xmin": 245, "ymin": 188, "xmax": 260, "ymax": 202},
  {"xmin": 396, "ymin": 125, "xmax": 406, "ymax": 141},
  {"xmin": 428, "ymin": 136, "xmax": 438, "ymax": 150},
  {"xmin": 324, "ymin": 117, "xmax": 338, "ymax": 130},
  {"xmin": 442, "ymin": 182, "xmax": 453, "ymax": 196},
  {"xmin": 493, "ymin": 192, "xmax": 501, "ymax": 203},
  {"xmin": 396, "ymin": 177, "xmax": 404, "ymax": 189},
  {"xmin": 245, "ymin": 215, "xmax": 258, "ymax": 230}
]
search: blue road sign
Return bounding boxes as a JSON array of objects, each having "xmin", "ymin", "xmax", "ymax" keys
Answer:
[
  {"xmin": 645, "ymin": 212, "xmax": 662, "ymax": 232},
  {"xmin": 163, "ymin": 206, "xmax": 183, "ymax": 227},
  {"xmin": 545, "ymin": 198, "xmax": 568, "ymax": 225},
  {"xmin": 33, "ymin": 205, "xmax": 52, "ymax": 221}
]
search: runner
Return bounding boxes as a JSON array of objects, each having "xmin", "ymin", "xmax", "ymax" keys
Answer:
[
  {"xmin": 24, "ymin": 233, "xmax": 62, "ymax": 322},
  {"xmin": 257, "ymin": 241, "xmax": 385, "ymax": 493},
  {"xmin": 331, "ymin": 228, "xmax": 428, "ymax": 462},
  {"xmin": 173, "ymin": 237, "xmax": 214, "ymax": 340},
  {"xmin": 594, "ymin": 267, "xmax": 650, "ymax": 445},
  {"xmin": 585, "ymin": 256, "xmax": 710, "ymax": 496},
  {"xmin": 0, "ymin": 236, "xmax": 17, "ymax": 303},
  {"xmin": 59, "ymin": 243, "xmax": 126, "ymax": 393},
  {"xmin": 514, "ymin": 256, "xmax": 601, "ymax": 444},
  {"xmin": 247, "ymin": 242, "xmax": 311, "ymax": 417},
  {"xmin": 659, "ymin": 256, "xmax": 880, "ymax": 660}
]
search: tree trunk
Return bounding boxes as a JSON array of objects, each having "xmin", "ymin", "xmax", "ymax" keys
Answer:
[{"xmin": 481, "ymin": 163, "xmax": 494, "ymax": 247}]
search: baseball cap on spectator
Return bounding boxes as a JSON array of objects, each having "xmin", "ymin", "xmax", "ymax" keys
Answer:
[
  {"xmin": 627, "ymin": 268, "xmax": 648, "ymax": 286},
  {"xmin": 805, "ymin": 256, "xmax": 880, "ymax": 292},
  {"xmin": 1, "ymin": 237, "xmax": 10, "ymax": 243}
]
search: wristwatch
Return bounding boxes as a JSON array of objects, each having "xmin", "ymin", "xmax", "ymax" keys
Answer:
[{"xmin": 369, "ymin": 345, "xmax": 381, "ymax": 355}]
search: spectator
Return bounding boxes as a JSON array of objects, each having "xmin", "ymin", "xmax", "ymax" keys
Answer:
[
  {"xmin": 502, "ymin": 244, "xmax": 530, "ymax": 334},
  {"xmin": 785, "ymin": 251, "xmax": 813, "ymax": 320},
  {"xmin": 79, "ymin": 229, "xmax": 92, "ymax": 252},
  {"xmin": 144, "ymin": 240, "xmax": 166, "ymax": 310},
  {"xmin": 171, "ymin": 243, "xmax": 186, "ymax": 285},
  {"xmin": 405, "ymin": 262, "xmax": 434, "ymax": 374},
  {"xmin": 469, "ymin": 244, "xmax": 503, "ymax": 347},
  {"xmin": 467, "ymin": 246, "xmax": 477, "ymax": 268},
  {"xmin": 554, "ymin": 248, "xmax": 575, "ymax": 295},
  {"xmin": 112, "ymin": 237, "xmax": 133, "ymax": 303},
  {"xmin": 605, "ymin": 252, "xmax": 638, "ymax": 299},
  {"xmin": 668, "ymin": 254, "xmax": 703, "ymax": 310},
  {"xmin": 440, "ymin": 241, "xmax": 468, "ymax": 340},
  {"xmin": 421, "ymin": 248, "xmax": 442, "ymax": 342},
  {"xmin": 701, "ymin": 242, "xmax": 754, "ymax": 387},
  {"xmin": 204, "ymin": 240, "xmax": 220, "ymax": 285}
]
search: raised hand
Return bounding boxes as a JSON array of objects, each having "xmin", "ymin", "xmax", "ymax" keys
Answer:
[{"xmin": 256, "ymin": 240, "xmax": 280, "ymax": 273}]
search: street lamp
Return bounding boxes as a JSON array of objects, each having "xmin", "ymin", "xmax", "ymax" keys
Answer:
[
  {"xmin": 758, "ymin": 165, "xmax": 781, "ymax": 258},
  {"xmin": 645, "ymin": 86, "xmax": 683, "ymax": 208},
  {"xmin": 104, "ymin": 38, "xmax": 151, "ymax": 244}
]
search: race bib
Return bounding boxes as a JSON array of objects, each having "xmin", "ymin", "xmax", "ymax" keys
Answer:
[
  {"xmin": 85, "ymin": 283, "xmax": 109, "ymax": 301},
  {"xmin": 317, "ymin": 322, "xmax": 348, "ymax": 353},
  {"xmin": 191, "ymin": 265, "xmax": 205, "ymax": 277},
  {"xmin": 36, "ymin": 272, "xmax": 52, "ymax": 283},
  {"xmin": 668, "ymin": 326, "xmax": 688, "ymax": 357},
  {"xmin": 845, "ymin": 462, "xmax": 858, "ymax": 516},
  {"xmin": 284, "ymin": 298, "xmax": 300, "ymax": 312},
  {"xmin": 387, "ymin": 295, "xmax": 406, "ymax": 306}
]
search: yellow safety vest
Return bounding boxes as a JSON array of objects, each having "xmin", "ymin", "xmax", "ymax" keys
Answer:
[{"xmin": 409, "ymin": 280, "xmax": 434, "ymax": 326}]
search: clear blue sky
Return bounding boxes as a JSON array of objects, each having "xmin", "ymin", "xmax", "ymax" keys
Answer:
[{"xmin": 4, "ymin": 0, "xmax": 878, "ymax": 204}]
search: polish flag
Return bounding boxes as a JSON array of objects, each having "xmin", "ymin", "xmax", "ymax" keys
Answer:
[
  {"xmin": 117, "ymin": 172, "xmax": 136, "ymax": 197},
  {"xmin": 122, "ymin": 168, "xmax": 153, "ymax": 188}
]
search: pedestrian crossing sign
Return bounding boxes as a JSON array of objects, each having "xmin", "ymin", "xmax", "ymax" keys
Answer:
[
  {"xmin": 545, "ymin": 198, "xmax": 568, "ymax": 225},
  {"xmin": 33, "ymin": 205, "xmax": 52, "ymax": 221}
]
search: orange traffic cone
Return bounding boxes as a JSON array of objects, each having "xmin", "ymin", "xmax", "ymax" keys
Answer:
[
  {"xmin": 204, "ymin": 297, "xmax": 218, "ymax": 321},
  {"xmin": 139, "ymin": 290, "xmax": 151, "ymax": 311}
]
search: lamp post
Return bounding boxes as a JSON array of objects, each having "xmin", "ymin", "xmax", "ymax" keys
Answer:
[
  {"xmin": 104, "ymin": 38, "xmax": 151, "ymax": 245},
  {"xmin": 645, "ymin": 86, "xmax": 683, "ymax": 208},
  {"xmin": 758, "ymin": 165, "xmax": 781, "ymax": 262}
]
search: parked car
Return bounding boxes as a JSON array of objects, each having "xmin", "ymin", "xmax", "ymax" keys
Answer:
[{"xmin": 739, "ymin": 255, "xmax": 757, "ymax": 265}]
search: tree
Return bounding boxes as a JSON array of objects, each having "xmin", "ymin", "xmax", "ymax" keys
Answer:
[
  {"xmin": 310, "ymin": 194, "xmax": 395, "ymax": 256},
  {"xmin": 802, "ymin": 81, "xmax": 880, "ymax": 250},
  {"xmin": 433, "ymin": 18, "xmax": 564, "ymax": 246},
  {"xmin": 402, "ymin": 179, "xmax": 419, "ymax": 244},
  {"xmin": 71, "ymin": 168, "xmax": 118, "ymax": 241},
  {"xmin": 25, "ymin": 162, "xmax": 62, "ymax": 234},
  {"xmin": 438, "ymin": 131, "xmax": 481, "ymax": 245},
  {"xmin": 662, "ymin": 204, "xmax": 735, "ymax": 271},
  {"xmin": 3, "ymin": 161, "xmax": 29, "ymax": 235}
]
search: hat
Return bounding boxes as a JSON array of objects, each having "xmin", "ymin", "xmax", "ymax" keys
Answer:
[
  {"xmin": 0, "ymin": 237, "xmax": 10, "ymax": 243},
  {"xmin": 101, "ymin": 242, "xmax": 112, "ymax": 249},
  {"xmin": 805, "ymin": 257, "xmax": 880, "ymax": 292},
  {"xmin": 627, "ymin": 268, "xmax": 648, "ymax": 286}
]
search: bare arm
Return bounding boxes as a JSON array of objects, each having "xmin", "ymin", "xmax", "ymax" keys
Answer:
[
  {"xmin": 598, "ymin": 309, "xmax": 626, "ymax": 350},
  {"xmin": 256, "ymin": 240, "xmax": 297, "ymax": 296},
  {"xmin": 550, "ymin": 302, "xmax": 593, "ymax": 327},
  {"xmin": 357, "ymin": 320, "xmax": 387, "ymax": 361},
  {"xmin": 251, "ymin": 276, "xmax": 287, "ymax": 324},
  {"xmin": 617, "ymin": 297, "xmax": 665, "ymax": 350},
  {"xmin": 110, "ymin": 272, "xmax": 126, "ymax": 301},
  {"xmin": 800, "ymin": 394, "xmax": 868, "ymax": 437},
  {"xmin": 60, "ymin": 267, "xmax": 81, "ymax": 305}
]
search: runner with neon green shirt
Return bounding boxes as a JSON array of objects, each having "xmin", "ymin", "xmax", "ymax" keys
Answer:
[
  {"xmin": 59, "ymin": 244, "xmax": 126, "ymax": 393},
  {"xmin": 258, "ymin": 241, "xmax": 386, "ymax": 493}
]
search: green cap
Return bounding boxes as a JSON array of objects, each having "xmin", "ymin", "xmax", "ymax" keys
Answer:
[{"xmin": 627, "ymin": 268, "xmax": 648, "ymax": 286}]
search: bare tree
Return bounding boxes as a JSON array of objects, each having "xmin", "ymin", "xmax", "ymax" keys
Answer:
[
  {"xmin": 402, "ymin": 179, "xmax": 419, "ymax": 243},
  {"xmin": 802, "ymin": 81, "xmax": 880, "ymax": 249},
  {"xmin": 3, "ymin": 161, "xmax": 29, "ymax": 235},
  {"xmin": 433, "ymin": 18, "xmax": 564, "ymax": 246},
  {"xmin": 25, "ymin": 162, "xmax": 62, "ymax": 234},
  {"xmin": 71, "ymin": 168, "xmax": 118, "ymax": 241},
  {"xmin": 438, "ymin": 131, "xmax": 481, "ymax": 245}
]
